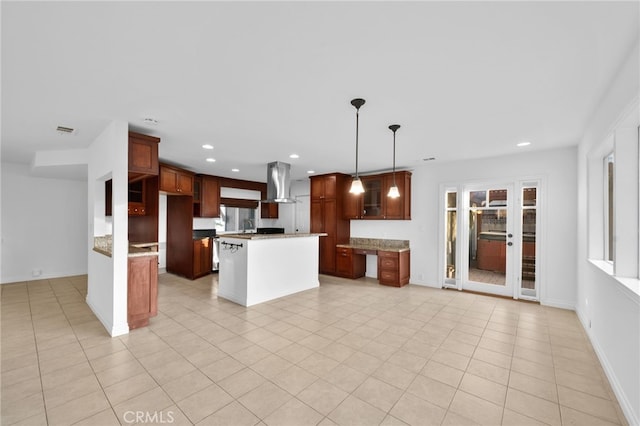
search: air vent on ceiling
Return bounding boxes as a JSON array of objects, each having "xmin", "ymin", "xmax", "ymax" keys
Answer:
[{"xmin": 56, "ymin": 125, "xmax": 75, "ymax": 134}]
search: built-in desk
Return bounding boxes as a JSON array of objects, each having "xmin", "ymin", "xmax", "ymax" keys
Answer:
[{"xmin": 335, "ymin": 238, "xmax": 410, "ymax": 287}]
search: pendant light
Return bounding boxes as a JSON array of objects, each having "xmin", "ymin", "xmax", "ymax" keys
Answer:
[
  {"xmin": 387, "ymin": 124, "xmax": 401, "ymax": 198},
  {"xmin": 349, "ymin": 98, "xmax": 366, "ymax": 194}
]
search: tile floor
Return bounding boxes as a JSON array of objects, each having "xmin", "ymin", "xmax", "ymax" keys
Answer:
[{"xmin": 1, "ymin": 273, "xmax": 628, "ymax": 426}]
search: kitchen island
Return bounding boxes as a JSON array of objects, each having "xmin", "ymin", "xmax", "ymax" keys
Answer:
[{"xmin": 218, "ymin": 233, "xmax": 326, "ymax": 307}]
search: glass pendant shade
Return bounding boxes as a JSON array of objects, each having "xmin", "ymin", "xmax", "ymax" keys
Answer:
[
  {"xmin": 388, "ymin": 124, "xmax": 401, "ymax": 199},
  {"xmin": 350, "ymin": 177, "xmax": 365, "ymax": 194},
  {"xmin": 350, "ymin": 98, "xmax": 366, "ymax": 194}
]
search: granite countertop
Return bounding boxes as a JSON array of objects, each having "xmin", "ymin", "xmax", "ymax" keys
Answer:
[
  {"xmin": 220, "ymin": 233, "xmax": 328, "ymax": 240},
  {"xmin": 93, "ymin": 235, "xmax": 159, "ymax": 258},
  {"xmin": 336, "ymin": 237, "xmax": 410, "ymax": 253}
]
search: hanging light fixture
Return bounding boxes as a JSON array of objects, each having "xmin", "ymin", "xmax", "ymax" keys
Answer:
[
  {"xmin": 349, "ymin": 98, "xmax": 366, "ymax": 194},
  {"xmin": 388, "ymin": 124, "xmax": 401, "ymax": 198}
]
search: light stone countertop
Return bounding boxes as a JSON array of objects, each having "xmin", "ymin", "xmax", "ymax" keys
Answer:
[
  {"xmin": 336, "ymin": 237, "xmax": 410, "ymax": 253},
  {"xmin": 93, "ymin": 235, "xmax": 159, "ymax": 258}
]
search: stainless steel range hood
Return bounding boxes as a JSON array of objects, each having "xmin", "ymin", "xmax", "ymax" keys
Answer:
[{"xmin": 264, "ymin": 161, "xmax": 297, "ymax": 203}]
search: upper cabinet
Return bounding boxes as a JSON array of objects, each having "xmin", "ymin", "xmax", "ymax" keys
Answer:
[
  {"xmin": 260, "ymin": 202, "xmax": 279, "ymax": 219},
  {"xmin": 311, "ymin": 174, "xmax": 337, "ymax": 200},
  {"xmin": 128, "ymin": 131, "xmax": 159, "ymax": 180},
  {"xmin": 343, "ymin": 171, "xmax": 411, "ymax": 220},
  {"xmin": 160, "ymin": 164, "xmax": 194, "ymax": 196},
  {"xmin": 194, "ymin": 175, "xmax": 220, "ymax": 218},
  {"xmin": 384, "ymin": 171, "xmax": 411, "ymax": 220}
]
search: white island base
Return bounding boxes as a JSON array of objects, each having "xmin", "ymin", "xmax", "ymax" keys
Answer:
[{"xmin": 218, "ymin": 234, "xmax": 323, "ymax": 307}]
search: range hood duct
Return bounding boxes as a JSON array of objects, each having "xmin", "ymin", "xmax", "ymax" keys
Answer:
[{"xmin": 264, "ymin": 161, "xmax": 297, "ymax": 203}]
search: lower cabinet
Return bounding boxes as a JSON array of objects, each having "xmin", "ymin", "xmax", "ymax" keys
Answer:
[
  {"xmin": 193, "ymin": 237, "xmax": 213, "ymax": 279},
  {"xmin": 127, "ymin": 255, "xmax": 158, "ymax": 330},
  {"xmin": 335, "ymin": 247, "xmax": 366, "ymax": 279},
  {"xmin": 377, "ymin": 250, "xmax": 410, "ymax": 287}
]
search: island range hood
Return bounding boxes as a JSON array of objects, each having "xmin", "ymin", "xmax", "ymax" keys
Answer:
[{"xmin": 264, "ymin": 161, "xmax": 297, "ymax": 203}]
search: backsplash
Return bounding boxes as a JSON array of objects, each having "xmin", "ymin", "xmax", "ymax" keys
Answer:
[{"xmin": 349, "ymin": 237, "xmax": 409, "ymax": 250}]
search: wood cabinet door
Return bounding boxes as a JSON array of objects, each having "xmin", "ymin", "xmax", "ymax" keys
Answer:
[
  {"xmin": 200, "ymin": 176, "xmax": 220, "ymax": 217},
  {"xmin": 160, "ymin": 166, "xmax": 178, "ymax": 192},
  {"xmin": 335, "ymin": 247, "xmax": 352, "ymax": 277},
  {"xmin": 323, "ymin": 199, "xmax": 337, "ymax": 234},
  {"xmin": 343, "ymin": 192, "xmax": 363, "ymax": 219},
  {"xmin": 362, "ymin": 176, "xmax": 384, "ymax": 218},
  {"xmin": 260, "ymin": 202, "xmax": 279, "ymax": 219},
  {"xmin": 384, "ymin": 174, "xmax": 404, "ymax": 219},
  {"xmin": 310, "ymin": 176, "xmax": 325, "ymax": 200},
  {"xmin": 319, "ymin": 236, "xmax": 336, "ymax": 274},
  {"xmin": 311, "ymin": 174, "xmax": 337, "ymax": 200},
  {"xmin": 128, "ymin": 255, "xmax": 158, "ymax": 329},
  {"xmin": 192, "ymin": 238, "xmax": 212, "ymax": 278},
  {"xmin": 129, "ymin": 133, "xmax": 159, "ymax": 175},
  {"xmin": 177, "ymin": 172, "xmax": 194, "ymax": 195},
  {"xmin": 310, "ymin": 200, "xmax": 324, "ymax": 233}
]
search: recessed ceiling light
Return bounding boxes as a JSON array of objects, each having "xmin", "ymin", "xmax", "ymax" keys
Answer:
[
  {"xmin": 143, "ymin": 117, "xmax": 158, "ymax": 125},
  {"xmin": 231, "ymin": 168, "xmax": 240, "ymax": 172},
  {"xmin": 202, "ymin": 144, "xmax": 214, "ymax": 150},
  {"xmin": 307, "ymin": 170, "xmax": 315, "ymax": 174},
  {"xmin": 206, "ymin": 158, "xmax": 216, "ymax": 162},
  {"xmin": 289, "ymin": 154, "xmax": 300, "ymax": 159},
  {"xmin": 517, "ymin": 141, "xmax": 531, "ymax": 147}
]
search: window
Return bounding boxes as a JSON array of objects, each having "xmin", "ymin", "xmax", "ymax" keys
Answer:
[
  {"xmin": 605, "ymin": 152, "xmax": 614, "ymax": 263},
  {"xmin": 215, "ymin": 206, "xmax": 256, "ymax": 233}
]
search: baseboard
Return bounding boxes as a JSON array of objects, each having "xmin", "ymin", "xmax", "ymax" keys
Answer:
[
  {"xmin": 1, "ymin": 269, "xmax": 88, "ymax": 285},
  {"xmin": 576, "ymin": 307, "xmax": 638, "ymax": 426},
  {"xmin": 408, "ymin": 280, "xmax": 442, "ymax": 289},
  {"xmin": 158, "ymin": 267, "xmax": 167, "ymax": 274},
  {"xmin": 540, "ymin": 298, "xmax": 575, "ymax": 310},
  {"xmin": 86, "ymin": 296, "xmax": 129, "ymax": 337}
]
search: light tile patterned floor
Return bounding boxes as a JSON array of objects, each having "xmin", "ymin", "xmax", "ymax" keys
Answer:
[{"xmin": 1, "ymin": 273, "xmax": 628, "ymax": 426}]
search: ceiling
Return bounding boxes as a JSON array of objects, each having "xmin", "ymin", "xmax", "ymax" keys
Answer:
[{"xmin": 2, "ymin": 1, "xmax": 638, "ymax": 182}]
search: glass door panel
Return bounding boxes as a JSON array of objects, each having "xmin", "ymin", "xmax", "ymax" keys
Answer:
[
  {"xmin": 444, "ymin": 191, "xmax": 457, "ymax": 286},
  {"xmin": 520, "ymin": 187, "xmax": 538, "ymax": 298},
  {"xmin": 464, "ymin": 186, "xmax": 514, "ymax": 297}
]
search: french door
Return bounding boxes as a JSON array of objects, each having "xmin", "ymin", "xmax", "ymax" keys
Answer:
[{"xmin": 443, "ymin": 181, "xmax": 540, "ymax": 300}]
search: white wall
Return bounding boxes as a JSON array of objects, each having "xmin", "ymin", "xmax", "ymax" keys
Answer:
[
  {"xmin": 1, "ymin": 162, "xmax": 88, "ymax": 283},
  {"xmin": 352, "ymin": 146, "xmax": 578, "ymax": 309},
  {"xmin": 576, "ymin": 40, "xmax": 639, "ymax": 425},
  {"xmin": 86, "ymin": 120, "xmax": 129, "ymax": 337}
]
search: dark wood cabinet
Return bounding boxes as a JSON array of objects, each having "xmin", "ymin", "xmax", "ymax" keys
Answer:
[
  {"xmin": 335, "ymin": 247, "xmax": 366, "ymax": 279},
  {"xmin": 128, "ymin": 179, "xmax": 146, "ymax": 216},
  {"xmin": 362, "ymin": 176, "xmax": 384, "ymax": 219},
  {"xmin": 310, "ymin": 173, "xmax": 351, "ymax": 275},
  {"xmin": 127, "ymin": 255, "xmax": 158, "ymax": 329},
  {"xmin": 343, "ymin": 171, "xmax": 411, "ymax": 220},
  {"xmin": 160, "ymin": 164, "xmax": 194, "ymax": 195},
  {"xmin": 261, "ymin": 202, "xmax": 279, "ymax": 219},
  {"xmin": 377, "ymin": 250, "xmax": 410, "ymax": 287},
  {"xmin": 193, "ymin": 237, "xmax": 213, "ymax": 279},
  {"xmin": 384, "ymin": 172, "xmax": 411, "ymax": 220},
  {"xmin": 128, "ymin": 132, "xmax": 159, "ymax": 180},
  {"xmin": 194, "ymin": 175, "xmax": 220, "ymax": 218},
  {"xmin": 476, "ymin": 239, "xmax": 506, "ymax": 273}
]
